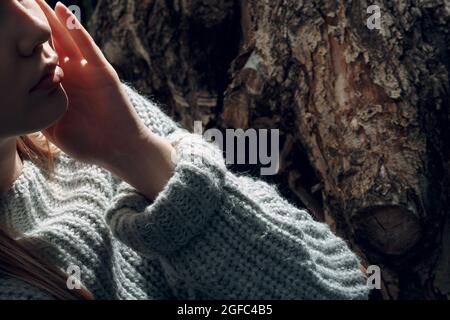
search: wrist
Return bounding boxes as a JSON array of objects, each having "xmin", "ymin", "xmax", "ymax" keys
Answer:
[{"xmin": 104, "ymin": 128, "xmax": 176, "ymax": 199}]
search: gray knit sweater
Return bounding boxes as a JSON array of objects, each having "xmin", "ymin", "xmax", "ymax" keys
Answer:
[{"xmin": 0, "ymin": 83, "xmax": 369, "ymax": 300}]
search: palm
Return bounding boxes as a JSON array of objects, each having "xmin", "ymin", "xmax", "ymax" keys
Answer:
[
  {"xmin": 37, "ymin": 1, "xmax": 144, "ymax": 166},
  {"xmin": 44, "ymin": 64, "xmax": 119, "ymax": 162}
]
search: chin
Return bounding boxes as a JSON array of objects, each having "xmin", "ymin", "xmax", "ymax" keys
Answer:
[{"xmin": 27, "ymin": 84, "xmax": 68, "ymax": 132}]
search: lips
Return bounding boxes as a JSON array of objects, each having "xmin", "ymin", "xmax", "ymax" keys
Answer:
[{"xmin": 30, "ymin": 64, "xmax": 65, "ymax": 93}]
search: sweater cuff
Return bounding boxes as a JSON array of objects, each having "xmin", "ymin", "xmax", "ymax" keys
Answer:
[{"xmin": 105, "ymin": 131, "xmax": 228, "ymax": 257}]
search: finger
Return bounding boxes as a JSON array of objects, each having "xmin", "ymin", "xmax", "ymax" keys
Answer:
[
  {"xmin": 52, "ymin": 36, "xmax": 70, "ymax": 65},
  {"xmin": 35, "ymin": 0, "xmax": 82, "ymax": 60},
  {"xmin": 54, "ymin": 2, "xmax": 107, "ymax": 66}
]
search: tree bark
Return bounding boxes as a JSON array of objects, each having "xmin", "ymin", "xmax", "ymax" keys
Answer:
[{"xmin": 89, "ymin": 0, "xmax": 450, "ymax": 299}]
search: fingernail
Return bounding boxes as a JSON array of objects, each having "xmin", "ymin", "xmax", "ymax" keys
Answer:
[
  {"xmin": 55, "ymin": 1, "xmax": 70, "ymax": 15},
  {"xmin": 56, "ymin": 1, "xmax": 67, "ymax": 11}
]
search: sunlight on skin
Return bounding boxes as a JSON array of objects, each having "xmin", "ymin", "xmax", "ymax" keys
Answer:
[{"xmin": 34, "ymin": 0, "xmax": 176, "ymax": 199}]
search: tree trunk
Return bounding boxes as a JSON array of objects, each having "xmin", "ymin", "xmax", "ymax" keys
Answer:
[{"xmin": 88, "ymin": 0, "xmax": 450, "ymax": 299}]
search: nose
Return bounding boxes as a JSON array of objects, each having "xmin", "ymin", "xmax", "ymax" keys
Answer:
[{"xmin": 17, "ymin": 10, "xmax": 52, "ymax": 57}]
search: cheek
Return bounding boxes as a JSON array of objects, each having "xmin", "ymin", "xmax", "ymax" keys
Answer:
[{"xmin": 0, "ymin": 57, "xmax": 26, "ymax": 135}]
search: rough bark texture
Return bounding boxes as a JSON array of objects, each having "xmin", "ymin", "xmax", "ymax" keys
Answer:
[{"xmin": 88, "ymin": 0, "xmax": 450, "ymax": 299}]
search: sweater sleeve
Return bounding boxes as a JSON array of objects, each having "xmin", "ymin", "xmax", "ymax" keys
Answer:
[
  {"xmin": 121, "ymin": 82, "xmax": 183, "ymax": 137},
  {"xmin": 105, "ymin": 83, "xmax": 370, "ymax": 300}
]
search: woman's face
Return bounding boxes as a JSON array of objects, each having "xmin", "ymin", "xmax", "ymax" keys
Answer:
[{"xmin": 0, "ymin": 0, "xmax": 68, "ymax": 139}]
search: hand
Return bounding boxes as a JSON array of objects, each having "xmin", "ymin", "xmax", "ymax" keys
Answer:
[
  {"xmin": 36, "ymin": 0, "xmax": 150, "ymax": 168},
  {"xmin": 36, "ymin": 1, "xmax": 175, "ymax": 199}
]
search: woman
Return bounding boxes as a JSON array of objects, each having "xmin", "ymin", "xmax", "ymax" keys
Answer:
[{"xmin": 0, "ymin": 0, "xmax": 369, "ymax": 299}]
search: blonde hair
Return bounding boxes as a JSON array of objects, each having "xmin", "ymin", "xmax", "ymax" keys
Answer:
[
  {"xmin": 16, "ymin": 132, "xmax": 59, "ymax": 173},
  {"xmin": 0, "ymin": 134, "xmax": 94, "ymax": 300}
]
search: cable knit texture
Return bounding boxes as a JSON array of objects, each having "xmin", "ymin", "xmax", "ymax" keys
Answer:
[{"xmin": 0, "ymin": 83, "xmax": 370, "ymax": 300}]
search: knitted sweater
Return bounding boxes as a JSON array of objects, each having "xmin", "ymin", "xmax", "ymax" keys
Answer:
[{"xmin": 0, "ymin": 83, "xmax": 369, "ymax": 300}]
